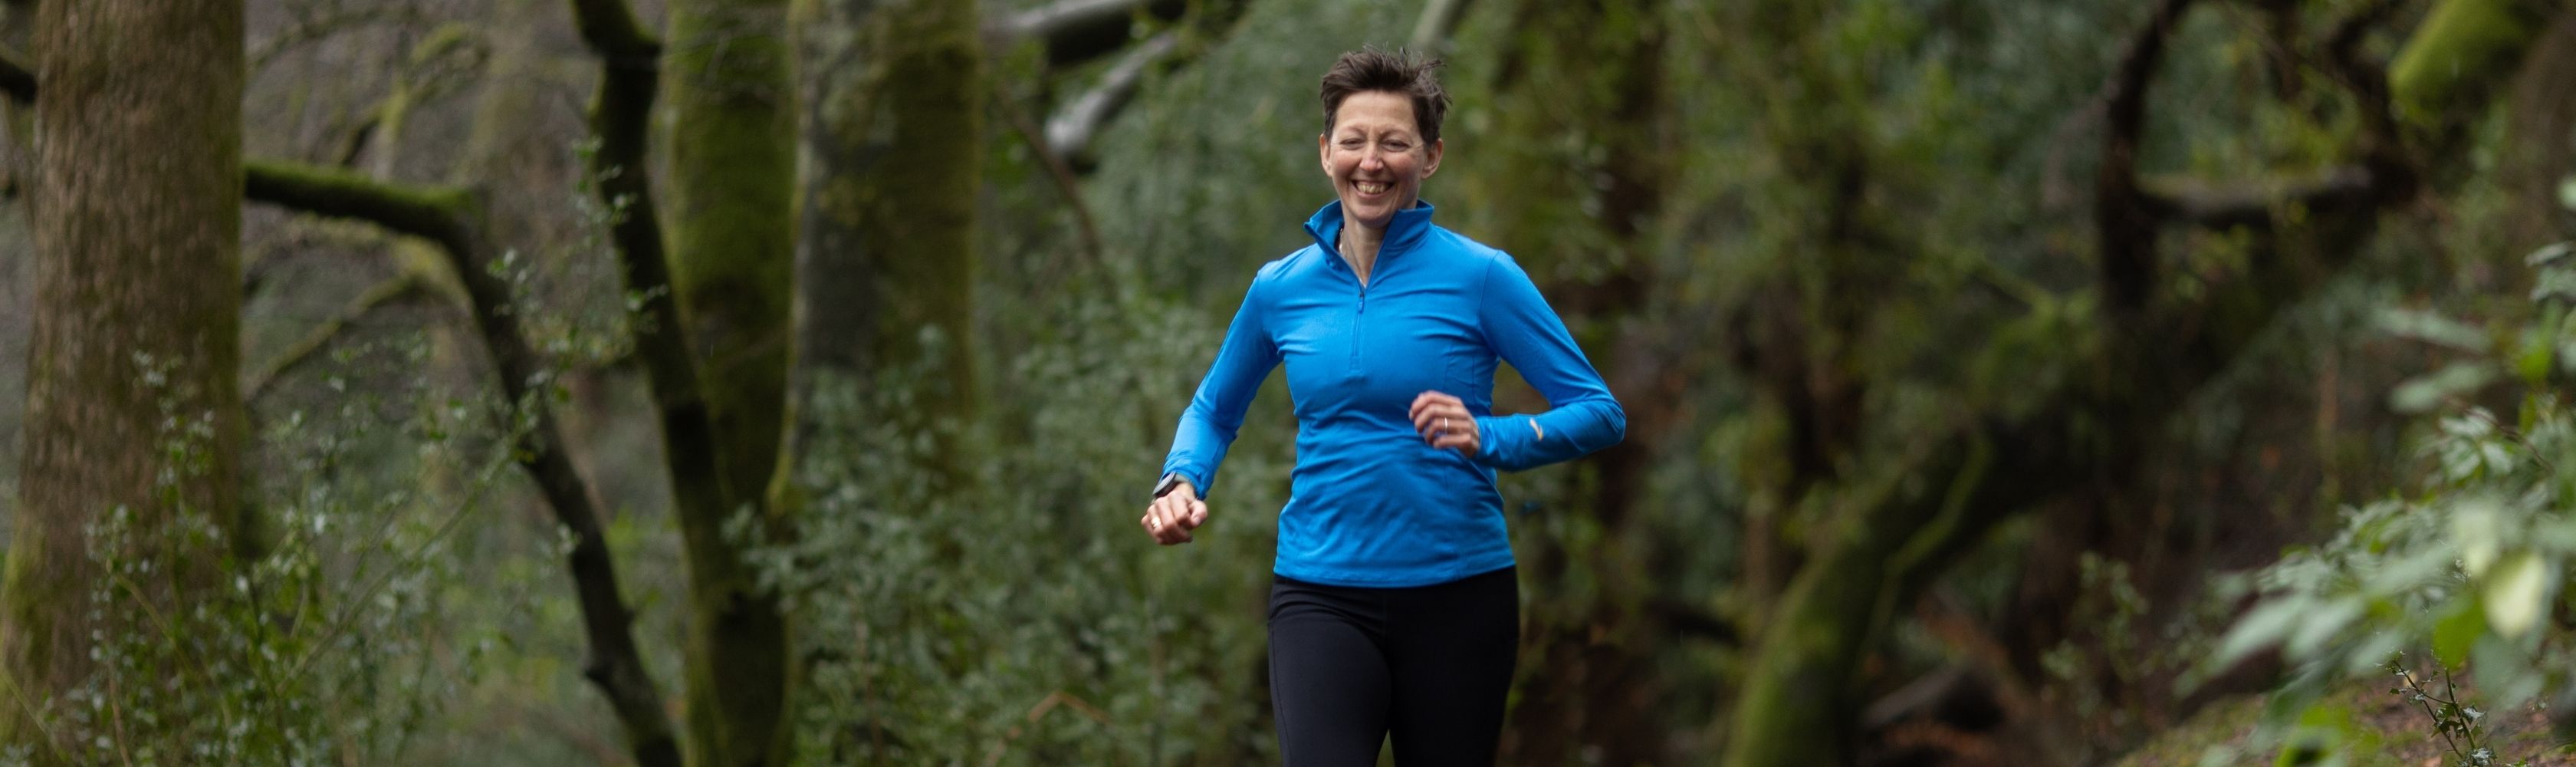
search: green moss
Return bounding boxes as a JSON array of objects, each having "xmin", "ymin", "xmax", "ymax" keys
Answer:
[
  {"xmin": 795, "ymin": 0, "xmax": 985, "ymax": 479},
  {"xmin": 243, "ymin": 160, "xmax": 472, "ymax": 243},
  {"xmin": 661, "ymin": 2, "xmax": 798, "ymax": 764},
  {"xmin": 2390, "ymin": 0, "xmax": 2557, "ymax": 135},
  {"xmin": 662, "ymin": 0, "xmax": 795, "ymax": 495}
]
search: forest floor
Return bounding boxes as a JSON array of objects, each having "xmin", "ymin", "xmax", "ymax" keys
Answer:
[{"xmin": 2115, "ymin": 677, "xmax": 2575, "ymax": 766}]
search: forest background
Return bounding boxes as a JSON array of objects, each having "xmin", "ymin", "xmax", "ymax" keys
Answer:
[{"xmin": 1, "ymin": 0, "xmax": 2574, "ymax": 765}]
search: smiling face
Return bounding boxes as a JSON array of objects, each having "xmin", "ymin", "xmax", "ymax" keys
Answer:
[{"xmin": 1319, "ymin": 91, "xmax": 1442, "ymax": 234}]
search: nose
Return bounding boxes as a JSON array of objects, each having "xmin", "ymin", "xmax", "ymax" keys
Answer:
[{"xmin": 1360, "ymin": 147, "xmax": 1385, "ymax": 172}]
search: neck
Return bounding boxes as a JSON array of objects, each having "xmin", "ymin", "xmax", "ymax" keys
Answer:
[{"xmin": 1339, "ymin": 216, "xmax": 1386, "ymax": 283}]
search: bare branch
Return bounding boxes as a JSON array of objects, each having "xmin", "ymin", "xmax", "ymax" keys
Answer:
[
  {"xmin": 994, "ymin": 0, "xmax": 1186, "ymax": 68},
  {"xmin": 567, "ymin": 0, "xmax": 692, "ymax": 426},
  {"xmin": 565, "ymin": 2, "xmax": 780, "ymax": 762},
  {"xmin": 997, "ymin": 90, "xmax": 1106, "ymax": 270},
  {"xmin": 1043, "ymin": 31, "xmax": 1175, "ymax": 167},
  {"xmin": 2137, "ymin": 165, "xmax": 2380, "ymax": 231},
  {"xmin": 242, "ymin": 155, "xmax": 683, "ymax": 767},
  {"xmin": 245, "ymin": 273, "xmax": 432, "ymax": 401},
  {"xmin": 243, "ymin": 160, "xmax": 473, "ymax": 251},
  {"xmin": 1410, "ymin": 0, "xmax": 1478, "ymax": 51},
  {"xmin": 570, "ymin": 0, "xmax": 661, "ymax": 61},
  {"xmin": 0, "ymin": 44, "xmax": 33, "ymax": 103},
  {"xmin": 2094, "ymin": 0, "xmax": 2198, "ymax": 314},
  {"xmin": 2324, "ymin": 0, "xmax": 2407, "ymax": 147}
]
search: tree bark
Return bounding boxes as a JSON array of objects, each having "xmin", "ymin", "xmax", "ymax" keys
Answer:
[
  {"xmin": 659, "ymin": 0, "xmax": 797, "ymax": 760},
  {"xmin": 0, "ymin": 3, "xmax": 688, "ymax": 762},
  {"xmin": 762, "ymin": 2, "xmax": 984, "ymax": 758},
  {"xmin": 787, "ymin": 0, "xmax": 984, "ymax": 485},
  {"xmin": 2, "ymin": 0, "xmax": 245, "ymax": 757},
  {"xmin": 560, "ymin": 0, "xmax": 797, "ymax": 764}
]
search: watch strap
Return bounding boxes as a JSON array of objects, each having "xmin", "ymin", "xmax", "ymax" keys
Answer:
[{"xmin": 1153, "ymin": 472, "xmax": 1188, "ymax": 499}]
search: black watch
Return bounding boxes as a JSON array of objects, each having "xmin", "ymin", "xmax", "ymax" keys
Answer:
[{"xmin": 1153, "ymin": 472, "xmax": 1190, "ymax": 500}]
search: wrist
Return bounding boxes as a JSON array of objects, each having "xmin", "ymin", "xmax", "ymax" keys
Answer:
[
  {"xmin": 1471, "ymin": 416, "xmax": 1509, "ymax": 465},
  {"xmin": 1153, "ymin": 472, "xmax": 1194, "ymax": 500}
]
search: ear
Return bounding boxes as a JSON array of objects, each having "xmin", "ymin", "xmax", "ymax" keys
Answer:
[
  {"xmin": 1319, "ymin": 132, "xmax": 1336, "ymax": 176},
  {"xmin": 1422, "ymin": 138, "xmax": 1444, "ymax": 179}
]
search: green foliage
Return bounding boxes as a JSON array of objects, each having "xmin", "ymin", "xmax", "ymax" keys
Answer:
[
  {"xmin": 6, "ymin": 135, "xmax": 703, "ymax": 765},
  {"xmin": 750, "ymin": 279, "xmax": 1290, "ymax": 764},
  {"xmin": 2041, "ymin": 552, "xmax": 2155, "ymax": 736},
  {"xmin": 0, "ymin": 337, "xmax": 532, "ymax": 765},
  {"xmin": 2383, "ymin": 654, "xmax": 2532, "ymax": 767},
  {"xmin": 507, "ymin": 139, "xmax": 648, "ymax": 370},
  {"xmin": 2209, "ymin": 234, "xmax": 2576, "ymax": 765}
]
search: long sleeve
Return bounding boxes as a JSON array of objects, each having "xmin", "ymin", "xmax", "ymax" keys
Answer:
[
  {"xmin": 1162, "ymin": 275, "xmax": 1281, "ymax": 498},
  {"xmin": 1469, "ymin": 255, "xmax": 1626, "ymax": 472}
]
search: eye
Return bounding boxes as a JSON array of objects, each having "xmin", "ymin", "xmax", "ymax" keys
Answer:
[{"xmin": 1385, "ymin": 141, "xmax": 1410, "ymax": 152}]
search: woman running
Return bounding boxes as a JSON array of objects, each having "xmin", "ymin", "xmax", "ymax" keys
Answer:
[{"xmin": 1140, "ymin": 46, "xmax": 1627, "ymax": 765}]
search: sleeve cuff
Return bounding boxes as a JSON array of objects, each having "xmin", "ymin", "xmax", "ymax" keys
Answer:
[
  {"xmin": 1471, "ymin": 415, "xmax": 1527, "ymax": 469},
  {"xmin": 1161, "ymin": 465, "xmax": 1214, "ymax": 499}
]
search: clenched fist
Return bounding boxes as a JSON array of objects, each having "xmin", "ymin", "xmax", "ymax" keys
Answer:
[
  {"xmin": 1409, "ymin": 390, "xmax": 1481, "ymax": 456},
  {"xmin": 1142, "ymin": 479, "xmax": 1208, "ymax": 545}
]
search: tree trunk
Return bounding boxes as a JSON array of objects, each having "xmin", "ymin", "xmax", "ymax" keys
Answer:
[
  {"xmin": 2, "ymin": 0, "xmax": 245, "ymax": 757},
  {"xmin": 767, "ymin": 2, "xmax": 981, "ymax": 758},
  {"xmin": 784, "ymin": 0, "xmax": 983, "ymax": 485},
  {"xmin": 2390, "ymin": 0, "xmax": 2559, "ymax": 155},
  {"xmin": 659, "ymin": 0, "xmax": 796, "ymax": 761}
]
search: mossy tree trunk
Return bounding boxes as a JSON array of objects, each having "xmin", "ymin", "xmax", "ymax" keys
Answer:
[
  {"xmin": 784, "ymin": 0, "xmax": 983, "ymax": 483},
  {"xmin": 659, "ymin": 0, "xmax": 797, "ymax": 762},
  {"xmin": 2390, "ymin": 0, "xmax": 2561, "ymax": 156},
  {"xmin": 1718, "ymin": 1, "xmax": 2560, "ymax": 763},
  {"xmin": 761, "ymin": 2, "xmax": 982, "ymax": 758},
  {"xmin": 1, "ymin": 0, "xmax": 245, "ymax": 756}
]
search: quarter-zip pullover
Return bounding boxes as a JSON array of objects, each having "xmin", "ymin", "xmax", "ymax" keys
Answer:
[{"xmin": 1162, "ymin": 200, "xmax": 1627, "ymax": 587}]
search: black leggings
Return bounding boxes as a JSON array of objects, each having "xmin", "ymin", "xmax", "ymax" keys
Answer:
[{"xmin": 1267, "ymin": 567, "xmax": 1519, "ymax": 766}]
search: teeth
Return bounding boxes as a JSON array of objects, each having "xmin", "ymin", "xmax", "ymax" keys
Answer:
[{"xmin": 1356, "ymin": 182, "xmax": 1388, "ymax": 194}]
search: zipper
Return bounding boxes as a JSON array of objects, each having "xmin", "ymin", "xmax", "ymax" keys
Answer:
[{"xmin": 1348, "ymin": 275, "xmax": 1367, "ymax": 376}]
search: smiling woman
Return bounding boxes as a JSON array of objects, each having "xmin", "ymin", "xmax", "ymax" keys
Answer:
[
  {"xmin": 1138, "ymin": 46, "xmax": 1627, "ymax": 765},
  {"xmin": 1317, "ymin": 64, "xmax": 1444, "ymax": 282}
]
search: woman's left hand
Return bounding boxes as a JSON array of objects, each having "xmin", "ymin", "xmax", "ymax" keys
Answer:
[{"xmin": 1409, "ymin": 391, "xmax": 1480, "ymax": 456}]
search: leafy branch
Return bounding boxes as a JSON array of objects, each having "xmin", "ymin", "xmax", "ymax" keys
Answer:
[{"xmin": 2384, "ymin": 653, "xmax": 2528, "ymax": 767}]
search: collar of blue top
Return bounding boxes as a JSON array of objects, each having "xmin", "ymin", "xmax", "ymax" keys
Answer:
[{"xmin": 1303, "ymin": 199, "xmax": 1438, "ymax": 263}]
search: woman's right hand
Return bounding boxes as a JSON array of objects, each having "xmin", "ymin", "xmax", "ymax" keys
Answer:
[{"xmin": 1142, "ymin": 480, "xmax": 1208, "ymax": 545}]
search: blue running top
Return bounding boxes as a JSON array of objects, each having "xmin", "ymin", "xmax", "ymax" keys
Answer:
[{"xmin": 1161, "ymin": 199, "xmax": 1627, "ymax": 588}]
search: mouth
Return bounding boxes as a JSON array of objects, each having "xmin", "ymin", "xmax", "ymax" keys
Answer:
[{"xmin": 1352, "ymin": 180, "xmax": 1392, "ymax": 196}]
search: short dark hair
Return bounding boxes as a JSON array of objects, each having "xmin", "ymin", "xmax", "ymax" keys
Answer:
[{"xmin": 1319, "ymin": 47, "xmax": 1450, "ymax": 144}]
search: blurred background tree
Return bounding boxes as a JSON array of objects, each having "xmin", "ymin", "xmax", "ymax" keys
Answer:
[
  {"xmin": 0, "ymin": 0, "xmax": 2571, "ymax": 765},
  {"xmin": 3, "ymin": 0, "xmax": 248, "ymax": 759}
]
